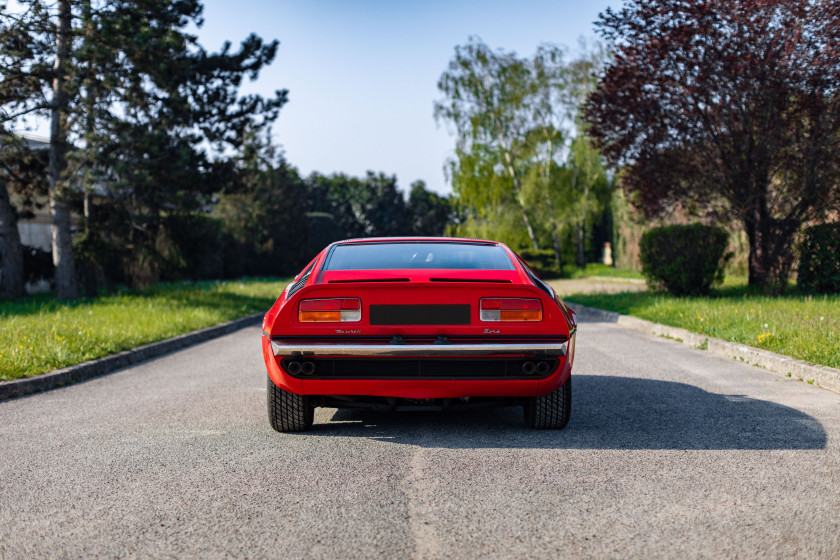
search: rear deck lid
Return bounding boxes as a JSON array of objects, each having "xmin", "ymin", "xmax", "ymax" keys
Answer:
[{"xmin": 321, "ymin": 269, "xmax": 523, "ymax": 284}]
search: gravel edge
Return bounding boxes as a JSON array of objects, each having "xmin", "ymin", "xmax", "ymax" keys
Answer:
[
  {"xmin": 570, "ymin": 302, "xmax": 840, "ymax": 394},
  {"xmin": 0, "ymin": 312, "xmax": 263, "ymax": 401}
]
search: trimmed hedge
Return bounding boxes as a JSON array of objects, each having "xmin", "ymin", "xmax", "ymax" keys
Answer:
[
  {"xmin": 639, "ymin": 224, "xmax": 731, "ymax": 295},
  {"xmin": 798, "ymin": 223, "xmax": 840, "ymax": 294}
]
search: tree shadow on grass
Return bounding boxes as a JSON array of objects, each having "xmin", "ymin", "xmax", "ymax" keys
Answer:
[{"xmin": 309, "ymin": 375, "xmax": 826, "ymax": 451}]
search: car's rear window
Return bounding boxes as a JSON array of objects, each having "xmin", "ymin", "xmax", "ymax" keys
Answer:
[{"xmin": 325, "ymin": 242, "xmax": 514, "ymax": 270}]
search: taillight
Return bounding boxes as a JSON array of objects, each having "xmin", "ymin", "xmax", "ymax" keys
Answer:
[
  {"xmin": 298, "ymin": 298, "xmax": 361, "ymax": 322},
  {"xmin": 480, "ymin": 298, "xmax": 542, "ymax": 322}
]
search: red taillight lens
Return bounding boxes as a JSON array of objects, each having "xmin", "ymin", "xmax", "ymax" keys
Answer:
[
  {"xmin": 480, "ymin": 298, "xmax": 542, "ymax": 322},
  {"xmin": 299, "ymin": 298, "xmax": 361, "ymax": 322},
  {"xmin": 340, "ymin": 299, "xmax": 361, "ymax": 310}
]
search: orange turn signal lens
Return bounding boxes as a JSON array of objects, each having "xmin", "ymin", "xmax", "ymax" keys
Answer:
[
  {"xmin": 299, "ymin": 298, "xmax": 361, "ymax": 322},
  {"xmin": 479, "ymin": 298, "xmax": 542, "ymax": 322}
]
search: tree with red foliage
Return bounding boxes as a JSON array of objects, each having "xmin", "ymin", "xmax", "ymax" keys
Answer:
[{"xmin": 585, "ymin": 0, "xmax": 840, "ymax": 292}]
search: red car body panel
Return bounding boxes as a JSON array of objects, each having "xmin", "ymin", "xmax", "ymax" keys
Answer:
[{"xmin": 262, "ymin": 237, "xmax": 576, "ymax": 401}]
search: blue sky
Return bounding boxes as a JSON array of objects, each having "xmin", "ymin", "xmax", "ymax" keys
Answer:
[{"xmin": 203, "ymin": 1, "xmax": 623, "ymax": 194}]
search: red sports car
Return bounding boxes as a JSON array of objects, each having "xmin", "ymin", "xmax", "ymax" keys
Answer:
[{"xmin": 261, "ymin": 237, "xmax": 577, "ymax": 431}]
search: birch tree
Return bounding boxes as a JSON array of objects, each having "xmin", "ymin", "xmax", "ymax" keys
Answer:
[
  {"xmin": 436, "ymin": 38, "xmax": 611, "ymax": 268},
  {"xmin": 435, "ymin": 38, "xmax": 541, "ymax": 249}
]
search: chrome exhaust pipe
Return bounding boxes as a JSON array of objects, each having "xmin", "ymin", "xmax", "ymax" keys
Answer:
[
  {"xmin": 301, "ymin": 361, "xmax": 316, "ymax": 375},
  {"xmin": 536, "ymin": 361, "xmax": 550, "ymax": 375},
  {"xmin": 522, "ymin": 361, "xmax": 536, "ymax": 375},
  {"xmin": 286, "ymin": 361, "xmax": 302, "ymax": 375}
]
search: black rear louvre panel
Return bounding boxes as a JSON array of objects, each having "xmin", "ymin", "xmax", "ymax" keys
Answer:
[
  {"xmin": 280, "ymin": 358, "xmax": 559, "ymax": 379},
  {"xmin": 369, "ymin": 304, "xmax": 471, "ymax": 325}
]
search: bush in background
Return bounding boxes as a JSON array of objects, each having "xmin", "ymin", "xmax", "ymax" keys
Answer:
[
  {"xmin": 22, "ymin": 245, "xmax": 54, "ymax": 287},
  {"xmin": 161, "ymin": 214, "xmax": 224, "ymax": 281},
  {"xmin": 639, "ymin": 224, "xmax": 731, "ymax": 295},
  {"xmin": 798, "ymin": 223, "xmax": 840, "ymax": 294},
  {"xmin": 518, "ymin": 248, "xmax": 563, "ymax": 279}
]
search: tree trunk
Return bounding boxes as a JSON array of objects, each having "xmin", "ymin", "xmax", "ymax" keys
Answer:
[
  {"xmin": 576, "ymin": 220, "xmax": 586, "ymax": 268},
  {"xmin": 80, "ymin": 191, "xmax": 98, "ymax": 298},
  {"xmin": 0, "ymin": 180, "xmax": 25, "ymax": 299},
  {"xmin": 745, "ymin": 219, "xmax": 762, "ymax": 287},
  {"xmin": 744, "ymin": 213, "xmax": 798, "ymax": 295},
  {"xmin": 49, "ymin": 0, "xmax": 77, "ymax": 300},
  {"xmin": 544, "ymin": 195, "xmax": 562, "ymax": 271},
  {"xmin": 501, "ymin": 147, "xmax": 539, "ymax": 250},
  {"xmin": 551, "ymin": 229, "xmax": 562, "ymax": 272},
  {"xmin": 81, "ymin": 2, "xmax": 99, "ymax": 299},
  {"xmin": 543, "ymin": 139, "xmax": 562, "ymax": 273},
  {"xmin": 518, "ymin": 202, "xmax": 539, "ymax": 250}
]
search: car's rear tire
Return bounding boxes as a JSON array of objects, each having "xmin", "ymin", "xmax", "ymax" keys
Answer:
[
  {"xmin": 524, "ymin": 375, "xmax": 571, "ymax": 429},
  {"xmin": 267, "ymin": 376, "xmax": 314, "ymax": 432}
]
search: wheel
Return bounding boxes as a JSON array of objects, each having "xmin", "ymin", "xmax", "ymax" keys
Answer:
[
  {"xmin": 267, "ymin": 375, "xmax": 314, "ymax": 432},
  {"xmin": 524, "ymin": 375, "xmax": 571, "ymax": 429}
]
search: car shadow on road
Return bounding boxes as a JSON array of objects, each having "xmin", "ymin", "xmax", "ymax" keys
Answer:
[{"xmin": 312, "ymin": 375, "xmax": 827, "ymax": 450}]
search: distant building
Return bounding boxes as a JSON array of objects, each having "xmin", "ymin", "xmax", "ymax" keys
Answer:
[
  {"xmin": 6, "ymin": 133, "xmax": 54, "ymax": 252},
  {"xmin": 6, "ymin": 133, "xmax": 108, "ymax": 252}
]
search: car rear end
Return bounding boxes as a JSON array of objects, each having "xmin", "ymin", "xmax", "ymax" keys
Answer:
[{"xmin": 262, "ymin": 239, "xmax": 576, "ymax": 431}]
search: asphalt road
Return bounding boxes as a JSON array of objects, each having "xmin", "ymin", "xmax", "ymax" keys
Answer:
[{"xmin": 2, "ymin": 318, "xmax": 839, "ymax": 559}]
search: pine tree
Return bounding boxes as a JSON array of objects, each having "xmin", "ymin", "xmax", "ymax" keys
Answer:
[{"xmin": 1, "ymin": 0, "xmax": 287, "ymax": 296}]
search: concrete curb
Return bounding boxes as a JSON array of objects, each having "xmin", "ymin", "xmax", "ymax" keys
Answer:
[
  {"xmin": 570, "ymin": 302, "xmax": 840, "ymax": 395},
  {"xmin": 0, "ymin": 312, "xmax": 263, "ymax": 401}
]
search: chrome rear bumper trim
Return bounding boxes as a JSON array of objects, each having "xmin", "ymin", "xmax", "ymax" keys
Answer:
[{"xmin": 271, "ymin": 341, "xmax": 568, "ymax": 358}]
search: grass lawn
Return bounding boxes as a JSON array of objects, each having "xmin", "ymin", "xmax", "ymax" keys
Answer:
[
  {"xmin": 567, "ymin": 263, "xmax": 644, "ymax": 280},
  {"xmin": 0, "ymin": 278, "xmax": 289, "ymax": 381},
  {"xmin": 559, "ymin": 263, "xmax": 645, "ymax": 280},
  {"xmin": 566, "ymin": 285, "xmax": 840, "ymax": 370}
]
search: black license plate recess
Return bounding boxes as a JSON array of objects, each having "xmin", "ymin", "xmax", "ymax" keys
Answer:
[{"xmin": 369, "ymin": 304, "xmax": 470, "ymax": 325}]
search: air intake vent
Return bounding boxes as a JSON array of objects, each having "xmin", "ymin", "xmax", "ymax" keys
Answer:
[{"xmin": 287, "ymin": 274, "xmax": 310, "ymax": 298}]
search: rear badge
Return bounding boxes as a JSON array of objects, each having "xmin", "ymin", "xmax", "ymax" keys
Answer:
[
  {"xmin": 483, "ymin": 328, "xmax": 500, "ymax": 334},
  {"xmin": 335, "ymin": 329, "xmax": 362, "ymax": 334}
]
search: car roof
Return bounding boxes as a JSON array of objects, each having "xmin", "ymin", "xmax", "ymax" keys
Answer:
[{"xmin": 332, "ymin": 236, "xmax": 501, "ymax": 246}]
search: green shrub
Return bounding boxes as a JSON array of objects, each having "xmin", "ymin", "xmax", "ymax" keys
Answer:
[
  {"xmin": 518, "ymin": 248, "xmax": 562, "ymax": 279},
  {"xmin": 22, "ymin": 245, "xmax": 54, "ymax": 286},
  {"xmin": 73, "ymin": 229, "xmax": 117, "ymax": 297},
  {"xmin": 798, "ymin": 223, "xmax": 840, "ymax": 294},
  {"xmin": 113, "ymin": 214, "xmax": 225, "ymax": 288},
  {"xmin": 639, "ymin": 224, "xmax": 731, "ymax": 295},
  {"xmin": 161, "ymin": 214, "xmax": 224, "ymax": 281}
]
